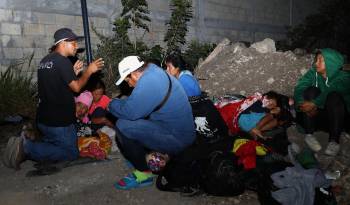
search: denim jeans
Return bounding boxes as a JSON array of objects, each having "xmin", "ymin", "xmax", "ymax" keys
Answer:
[
  {"xmin": 24, "ymin": 123, "xmax": 78, "ymax": 162},
  {"xmin": 115, "ymin": 119, "xmax": 186, "ymax": 171}
]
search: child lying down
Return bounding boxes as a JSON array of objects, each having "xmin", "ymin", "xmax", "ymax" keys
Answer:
[{"xmin": 238, "ymin": 91, "xmax": 294, "ymax": 140}]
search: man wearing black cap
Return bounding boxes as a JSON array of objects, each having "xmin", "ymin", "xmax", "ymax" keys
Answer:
[{"xmin": 2, "ymin": 28, "xmax": 104, "ymax": 169}]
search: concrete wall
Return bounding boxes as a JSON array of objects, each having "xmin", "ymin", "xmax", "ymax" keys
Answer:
[{"xmin": 0, "ymin": 0, "xmax": 319, "ymax": 71}]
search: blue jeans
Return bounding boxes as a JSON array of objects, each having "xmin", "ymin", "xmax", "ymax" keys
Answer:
[
  {"xmin": 24, "ymin": 123, "xmax": 78, "ymax": 162},
  {"xmin": 116, "ymin": 119, "xmax": 185, "ymax": 171}
]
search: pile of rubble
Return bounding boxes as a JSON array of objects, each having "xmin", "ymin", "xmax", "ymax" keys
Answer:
[
  {"xmin": 195, "ymin": 38, "xmax": 313, "ymax": 97},
  {"xmin": 196, "ymin": 38, "xmax": 350, "ymax": 204}
]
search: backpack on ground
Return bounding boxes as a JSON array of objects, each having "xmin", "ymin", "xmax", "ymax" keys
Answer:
[
  {"xmin": 156, "ymin": 139, "xmax": 246, "ymax": 197},
  {"xmin": 190, "ymin": 94, "xmax": 230, "ymax": 145},
  {"xmin": 156, "ymin": 158, "xmax": 202, "ymax": 196},
  {"xmin": 200, "ymin": 151, "xmax": 245, "ymax": 196}
]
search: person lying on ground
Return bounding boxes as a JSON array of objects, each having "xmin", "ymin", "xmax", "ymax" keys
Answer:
[
  {"xmin": 294, "ymin": 48, "xmax": 350, "ymax": 156},
  {"xmin": 239, "ymin": 91, "xmax": 294, "ymax": 140},
  {"xmin": 108, "ymin": 56, "xmax": 195, "ymax": 190},
  {"xmin": 215, "ymin": 91, "xmax": 293, "ymax": 137}
]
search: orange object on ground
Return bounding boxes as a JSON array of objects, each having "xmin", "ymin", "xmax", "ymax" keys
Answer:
[{"xmin": 78, "ymin": 132, "xmax": 112, "ymax": 160}]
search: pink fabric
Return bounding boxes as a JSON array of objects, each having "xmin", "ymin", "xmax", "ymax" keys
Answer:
[
  {"xmin": 81, "ymin": 116, "xmax": 89, "ymax": 124},
  {"xmin": 75, "ymin": 91, "xmax": 93, "ymax": 123},
  {"xmin": 75, "ymin": 91, "xmax": 93, "ymax": 107},
  {"xmin": 88, "ymin": 95, "xmax": 111, "ymax": 115}
]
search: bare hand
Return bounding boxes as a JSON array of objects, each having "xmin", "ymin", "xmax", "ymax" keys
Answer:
[
  {"xmin": 306, "ymin": 108, "xmax": 318, "ymax": 117},
  {"xmin": 73, "ymin": 60, "xmax": 84, "ymax": 75},
  {"xmin": 87, "ymin": 58, "xmax": 104, "ymax": 74},
  {"xmin": 299, "ymin": 101, "xmax": 317, "ymax": 113},
  {"xmin": 270, "ymin": 107, "xmax": 281, "ymax": 115},
  {"xmin": 250, "ymin": 128, "xmax": 264, "ymax": 140}
]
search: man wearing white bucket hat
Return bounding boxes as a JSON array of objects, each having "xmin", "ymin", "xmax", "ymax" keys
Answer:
[{"xmin": 109, "ymin": 56, "xmax": 195, "ymax": 190}]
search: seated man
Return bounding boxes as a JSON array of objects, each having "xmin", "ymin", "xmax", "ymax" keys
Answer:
[
  {"xmin": 109, "ymin": 56, "xmax": 195, "ymax": 189},
  {"xmin": 294, "ymin": 48, "xmax": 350, "ymax": 156}
]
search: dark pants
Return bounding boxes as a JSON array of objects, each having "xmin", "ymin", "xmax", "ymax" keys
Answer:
[{"xmin": 296, "ymin": 86, "xmax": 349, "ymax": 143}]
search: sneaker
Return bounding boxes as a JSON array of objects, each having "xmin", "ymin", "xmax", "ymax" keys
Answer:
[
  {"xmin": 325, "ymin": 142, "xmax": 340, "ymax": 156},
  {"xmin": 2, "ymin": 137, "xmax": 16, "ymax": 168},
  {"xmin": 2, "ymin": 137, "xmax": 25, "ymax": 170},
  {"xmin": 325, "ymin": 170, "xmax": 341, "ymax": 180},
  {"xmin": 305, "ymin": 134, "xmax": 322, "ymax": 152},
  {"xmin": 341, "ymin": 132, "xmax": 350, "ymax": 140}
]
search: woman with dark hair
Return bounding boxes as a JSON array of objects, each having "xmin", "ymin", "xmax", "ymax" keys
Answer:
[
  {"xmin": 86, "ymin": 79, "xmax": 115, "ymax": 128},
  {"xmin": 166, "ymin": 54, "xmax": 231, "ymax": 152},
  {"xmin": 238, "ymin": 91, "xmax": 293, "ymax": 140},
  {"xmin": 165, "ymin": 55, "xmax": 201, "ymax": 97}
]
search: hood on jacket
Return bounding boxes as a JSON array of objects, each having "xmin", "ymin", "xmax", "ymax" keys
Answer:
[{"xmin": 321, "ymin": 48, "xmax": 344, "ymax": 80}]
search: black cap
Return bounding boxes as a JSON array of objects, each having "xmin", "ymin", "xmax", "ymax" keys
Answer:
[{"xmin": 53, "ymin": 28, "xmax": 83, "ymax": 45}]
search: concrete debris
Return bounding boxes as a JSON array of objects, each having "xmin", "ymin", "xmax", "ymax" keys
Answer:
[
  {"xmin": 196, "ymin": 38, "xmax": 313, "ymax": 97},
  {"xmin": 198, "ymin": 38, "xmax": 231, "ymax": 68},
  {"xmin": 250, "ymin": 38, "xmax": 276, "ymax": 53},
  {"xmin": 293, "ymin": 48, "xmax": 307, "ymax": 56}
]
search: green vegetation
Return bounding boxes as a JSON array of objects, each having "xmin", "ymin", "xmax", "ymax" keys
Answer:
[
  {"xmin": 0, "ymin": 54, "xmax": 37, "ymax": 121},
  {"xmin": 183, "ymin": 40, "xmax": 216, "ymax": 72},
  {"xmin": 121, "ymin": 0, "xmax": 151, "ymax": 51},
  {"xmin": 163, "ymin": 0, "xmax": 193, "ymax": 56},
  {"xmin": 287, "ymin": 0, "xmax": 350, "ymax": 57},
  {"xmin": 94, "ymin": 0, "xmax": 214, "ymax": 92}
]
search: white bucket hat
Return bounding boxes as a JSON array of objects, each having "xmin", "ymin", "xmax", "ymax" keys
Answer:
[{"xmin": 116, "ymin": 56, "xmax": 144, "ymax": 85}]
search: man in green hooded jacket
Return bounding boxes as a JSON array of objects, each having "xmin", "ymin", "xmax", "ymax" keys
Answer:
[{"xmin": 294, "ymin": 48, "xmax": 350, "ymax": 156}]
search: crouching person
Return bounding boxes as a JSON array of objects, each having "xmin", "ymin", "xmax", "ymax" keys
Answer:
[
  {"xmin": 294, "ymin": 48, "xmax": 350, "ymax": 156},
  {"xmin": 2, "ymin": 28, "xmax": 104, "ymax": 170},
  {"xmin": 109, "ymin": 56, "xmax": 195, "ymax": 190}
]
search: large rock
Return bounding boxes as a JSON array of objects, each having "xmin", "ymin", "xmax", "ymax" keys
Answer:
[
  {"xmin": 198, "ymin": 38, "xmax": 231, "ymax": 68},
  {"xmin": 250, "ymin": 38, "xmax": 276, "ymax": 53},
  {"xmin": 195, "ymin": 39, "xmax": 313, "ymax": 97}
]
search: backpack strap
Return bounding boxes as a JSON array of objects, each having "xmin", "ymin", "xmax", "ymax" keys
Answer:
[{"xmin": 152, "ymin": 72, "xmax": 172, "ymax": 113}]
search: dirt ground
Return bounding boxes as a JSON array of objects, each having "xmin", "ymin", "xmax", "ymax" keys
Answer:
[
  {"xmin": 1, "ymin": 123, "xmax": 350, "ymax": 205},
  {"xmin": 0, "ymin": 123, "xmax": 259, "ymax": 205}
]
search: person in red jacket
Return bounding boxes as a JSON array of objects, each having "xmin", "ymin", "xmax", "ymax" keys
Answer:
[{"xmin": 88, "ymin": 79, "xmax": 114, "ymax": 128}]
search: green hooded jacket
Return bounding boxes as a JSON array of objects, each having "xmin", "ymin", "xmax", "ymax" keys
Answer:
[{"xmin": 294, "ymin": 48, "xmax": 350, "ymax": 111}]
